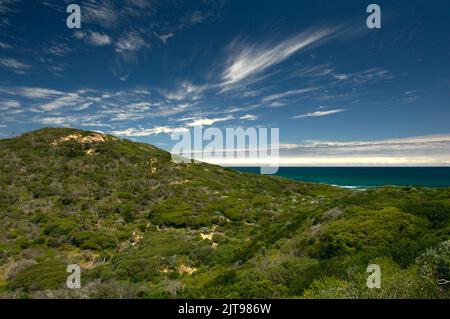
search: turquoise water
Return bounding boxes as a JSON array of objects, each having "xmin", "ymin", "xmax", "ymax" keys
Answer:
[{"xmin": 231, "ymin": 167, "xmax": 450, "ymax": 188}]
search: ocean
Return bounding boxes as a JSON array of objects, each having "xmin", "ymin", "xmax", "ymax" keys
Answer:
[{"xmin": 231, "ymin": 167, "xmax": 450, "ymax": 189}]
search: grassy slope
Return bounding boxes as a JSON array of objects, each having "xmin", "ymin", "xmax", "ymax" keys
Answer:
[{"xmin": 0, "ymin": 127, "xmax": 448, "ymax": 299}]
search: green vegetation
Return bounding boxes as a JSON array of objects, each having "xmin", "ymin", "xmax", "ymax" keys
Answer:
[{"xmin": 0, "ymin": 128, "xmax": 449, "ymax": 299}]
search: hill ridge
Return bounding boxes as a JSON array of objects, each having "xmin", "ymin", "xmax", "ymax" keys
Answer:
[{"xmin": 0, "ymin": 127, "xmax": 448, "ymax": 299}]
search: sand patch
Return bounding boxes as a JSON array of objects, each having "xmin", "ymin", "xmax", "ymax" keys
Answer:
[
  {"xmin": 53, "ymin": 133, "xmax": 114, "ymax": 147},
  {"xmin": 53, "ymin": 133, "xmax": 113, "ymax": 155},
  {"xmin": 200, "ymin": 225, "xmax": 218, "ymax": 241},
  {"xmin": 178, "ymin": 264, "xmax": 197, "ymax": 275},
  {"xmin": 66, "ymin": 251, "xmax": 102, "ymax": 270},
  {"xmin": 200, "ymin": 233, "xmax": 214, "ymax": 241},
  {"xmin": 148, "ymin": 158, "xmax": 158, "ymax": 173},
  {"xmin": 61, "ymin": 133, "xmax": 105, "ymax": 143},
  {"xmin": 160, "ymin": 267, "xmax": 171, "ymax": 274},
  {"xmin": 131, "ymin": 231, "xmax": 144, "ymax": 247}
]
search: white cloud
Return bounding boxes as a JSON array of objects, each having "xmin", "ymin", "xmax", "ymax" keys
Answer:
[
  {"xmin": 83, "ymin": 0, "xmax": 118, "ymax": 29},
  {"xmin": 112, "ymin": 126, "xmax": 189, "ymax": 137},
  {"xmin": 127, "ymin": 102, "xmax": 152, "ymax": 111},
  {"xmin": 0, "ymin": 100, "xmax": 20, "ymax": 110},
  {"xmin": 0, "ymin": 85, "xmax": 201, "ymax": 127},
  {"xmin": 0, "ymin": 42, "xmax": 12, "ymax": 49},
  {"xmin": 292, "ymin": 109, "xmax": 345, "ymax": 119},
  {"xmin": 334, "ymin": 74, "xmax": 349, "ymax": 80},
  {"xmin": 208, "ymin": 134, "xmax": 450, "ymax": 166},
  {"xmin": 0, "ymin": 58, "xmax": 32, "ymax": 74},
  {"xmin": 1, "ymin": 88, "xmax": 103, "ymax": 112},
  {"xmin": 240, "ymin": 114, "xmax": 257, "ymax": 121},
  {"xmin": 88, "ymin": 31, "xmax": 112, "ymax": 46},
  {"xmin": 111, "ymin": 113, "xmax": 144, "ymax": 121},
  {"xmin": 293, "ymin": 64, "xmax": 334, "ymax": 78},
  {"xmin": 8, "ymin": 87, "xmax": 63, "ymax": 99},
  {"xmin": 221, "ymin": 28, "xmax": 336, "ymax": 90},
  {"xmin": 163, "ymin": 82, "xmax": 205, "ymax": 101},
  {"xmin": 74, "ymin": 31, "xmax": 85, "ymax": 40},
  {"xmin": 74, "ymin": 31, "xmax": 112, "ymax": 46},
  {"xmin": 185, "ymin": 116, "xmax": 233, "ymax": 127},
  {"xmin": 115, "ymin": 31, "xmax": 148, "ymax": 53},
  {"xmin": 261, "ymin": 87, "xmax": 318, "ymax": 103},
  {"xmin": 155, "ymin": 32, "xmax": 175, "ymax": 44},
  {"xmin": 300, "ymin": 135, "xmax": 450, "ymax": 149},
  {"xmin": 333, "ymin": 68, "xmax": 393, "ymax": 83},
  {"xmin": 39, "ymin": 117, "xmax": 68, "ymax": 125},
  {"xmin": 44, "ymin": 43, "xmax": 71, "ymax": 56},
  {"xmin": 35, "ymin": 114, "xmax": 106, "ymax": 127},
  {"xmin": 276, "ymin": 134, "xmax": 450, "ymax": 166},
  {"xmin": 39, "ymin": 92, "xmax": 84, "ymax": 111}
]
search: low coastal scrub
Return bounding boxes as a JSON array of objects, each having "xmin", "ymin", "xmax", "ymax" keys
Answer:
[{"xmin": 0, "ymin": 128, "xmax": 448, "ymax": 299}]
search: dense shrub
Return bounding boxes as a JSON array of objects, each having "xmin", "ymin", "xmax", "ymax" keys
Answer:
[{"xmin": 72, "ymin": 231, "xmax": 118, "ymax": 250}]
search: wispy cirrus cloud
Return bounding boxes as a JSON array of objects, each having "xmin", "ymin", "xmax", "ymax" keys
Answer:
[
  {"xmin": 0, "ymin": 57, "xmax": 32, "ymax": 74},
  {"xmin": 43, "ymin": 42, "xmax": 72, "ymax": 56},
  {"xmin": 83, "ymin": 0, "xmax": 119, "ymax": 30},
  {"xmin": 240, "ymin": 114, "xmax": 258, "ymax": 121},
  {"xmin": 155, "ymin": 32, "xmax": 175, "ymax": 44},
  {"xmin": 261, "ymin": 87, "xmax": 318, "ymax": 103},
  {"xmin": 74, "ymin": 31, "xmax": 112, "ymax": 47},
  {"xmin": 221, "ymin": 28, "xmax": 337, "ymax": 91},
  {"xmin": 0, "ymin": 85, "xmax": 204, "ymax": 130},
  {"xmin": 39, "ymin": 92, "xmax": 88, "ymax": 111},
  {"xmin": 292, "ymin": 109, "xmax": 345, "ymax": 119},
  {"xmin": 191, "ymin": 134, "xmax": 450, "ymax": 167},
  {"xmin": 333, "ymin": 68, "xmax": 394, "ymax": 84},
  {"xmin": 35, "ymin": 114, "xmax": 111, "ymax": 128},
  {"xmin": 162, "ymin": 82, "xmax": 206, "ymax": 101},
  {"xmin": 38, "ymin": 117, "xmax": 71, "ymax": 125},
  {"xmin": 0, "ymin": 100, "xmax": 21, "ymax": 110},
  {"xmin": 109, "ymin": 102, "xmax": 152, "ymax": 121},
  {"xmin": 1, "ymin": 87, "xmax": 62, "ymax": 99},
  {"xmin": 271, "ymin": 134, "xmax": 450, "ymax": 166},
  {"xmin": 115, "ymin": 31, "xmax": 148, "ymax": 53},
  {"xmin": 185, "ymin": 116, "xmax": 233, "ymax": 127},
  {"xmin": 112, "ymin": 126, "xmax": 189, "ymax": 137},
  {"xmin": 0, "ymin": 42, "xmax": 12, "ymax": 49}
]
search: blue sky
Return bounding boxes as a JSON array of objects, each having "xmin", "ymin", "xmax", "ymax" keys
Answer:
[{"xmin": 0, "ymin": 0, "xmax": 449, "ymax": 166}]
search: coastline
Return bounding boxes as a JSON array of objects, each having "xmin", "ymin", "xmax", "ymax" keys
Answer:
[{"xmin": 230, "ymin": 166, "xmax": 450, "ymax": 189}]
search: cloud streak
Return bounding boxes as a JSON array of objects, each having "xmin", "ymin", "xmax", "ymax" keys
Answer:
[
  {"xmin": 276, "ymin": 134, "xmax": 450, "ymax": 166},
  {"xmin": 262, "ymin": 87, "xmax": 318, "ymax": 103},
  {"xmin": 292, "ymin": 109, "xmax": 345, "ymax": 119},
  {"xmin": 221, "ymin": 28, "xmax": 337, "ymax": 90},
  {"xmin": 0, "ymin": 58, "xmax": 32, "ymax": 74},
  {"xmin": 207, "ymin": 134, "xmax": 450, "ymax": 166},
  {"xmin": 112, "ymin": 126, "xmax": 189, "ymax": 137},
  {"xmin": 75, "ymin": 31, "xmax": 112, "ymax": 47},
  {"xmin": 185, "ymin": 116, "xmax": 233, "ymax": 127}
]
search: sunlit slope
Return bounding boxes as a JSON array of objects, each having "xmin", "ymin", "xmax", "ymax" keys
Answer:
[{"xmin": 0, "ymin": 128, "xmax": 448, "ymax": 298}]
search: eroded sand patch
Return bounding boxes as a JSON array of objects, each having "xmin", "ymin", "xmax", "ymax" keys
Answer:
[{"xmin": 178, "ymin": 264, "xmax": 197, "ymax": 275}]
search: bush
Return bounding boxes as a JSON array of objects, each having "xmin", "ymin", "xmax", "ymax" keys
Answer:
[
  {"xmin": 72, "ymin": 231, "xmax": 118, "ymax": 250},
  {"xmin": 416, "ymin": 240, "xmax": 450, "ymax": 290},
  {"xmin": 7, "ymin": 260, "xmax": 67, "ymax": 292},
  {"xmin": 44, "ymin": 220, "xmax": 79, "ymax": 237},
  {"xmin": 313, "ymin": 207, "xmax": 429, "ymax": 260}
]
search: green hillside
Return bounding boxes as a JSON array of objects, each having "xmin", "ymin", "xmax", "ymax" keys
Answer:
[{"xmin": 0, "ymin": 128, "xmax": 449, "ymax": 298}]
